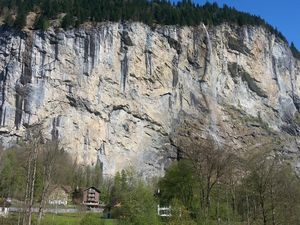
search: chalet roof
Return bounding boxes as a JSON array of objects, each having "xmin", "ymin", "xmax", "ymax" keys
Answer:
[
  {"xmin": 61, "ymin": 185, "xmax": 73, "ymax": 193},
  {"xmin": 48, "ymin": 185, "xmax": 73, "ymax": 194},
  {"xmin": 0, "ymin": 198, "xmax": 11, "ymax": 207},
  {"xmin": 83, "ymin": 186, "xmax": 101, "ymax": 193}
]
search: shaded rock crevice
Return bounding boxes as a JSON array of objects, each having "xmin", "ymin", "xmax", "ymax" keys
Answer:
[
  {"xmin": 15, "ymin": 33, "xmax": 33, "ymax": 130},
  {"xmin": 120, "ymin": 24, "xmax": 129, "ymax": 92},
  {"xmin": 227, "ymin": 34, "xmax": 251, "ymax": 55},
  {"xmin": 145, "ymin": 31, "xmax": 153, "ymax": 77},
  {"xmin": 228, "ymin": 62, "xmax": 267, "ymax": 98}
]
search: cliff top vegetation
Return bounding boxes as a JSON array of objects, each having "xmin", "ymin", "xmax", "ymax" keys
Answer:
[{"xmin": 0, "ymin": 0, "xmax": 299, "ymax": 57}]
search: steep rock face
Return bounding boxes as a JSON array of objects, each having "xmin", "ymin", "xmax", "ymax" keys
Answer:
[{"xmin": 0, "ymin": 22, "xmax": 299, "ymax": 177}]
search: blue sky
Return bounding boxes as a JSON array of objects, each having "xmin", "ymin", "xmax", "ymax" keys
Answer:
[{"xmin": 173, "ymin": 0, "xmax": 300, "ymax": 49}]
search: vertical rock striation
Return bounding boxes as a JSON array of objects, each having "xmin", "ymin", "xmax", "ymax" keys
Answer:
[{"xmin": 0, "ymin": 23, "xmax": 300, "ymax": 177}]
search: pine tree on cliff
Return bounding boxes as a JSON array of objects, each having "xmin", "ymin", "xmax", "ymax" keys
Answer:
[
  {"xmin": 0, "ymin": 0, "xmax": 292, "ymax": 45},
  {"xmin": 291, "ymin": 42, "xmax": 300, "ymax": 59}
]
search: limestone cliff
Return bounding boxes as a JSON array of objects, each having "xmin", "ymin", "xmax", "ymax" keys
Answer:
[{"xmin": 0, "ymin": 22, "xmax": 299, "ymax": 177}]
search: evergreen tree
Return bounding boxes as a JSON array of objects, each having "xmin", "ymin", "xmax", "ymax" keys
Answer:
[
  {"xmin": 0, "ymin": 0, "xmax": 292, "ymax": 45},
  {"xmin": 35, "ymin": 15, "xmax": 49, "ymax": 31},
  {"xmin": 3, "ymin": 14, "xmax": 14, "ymax": 27},
  {"xmin": 61, "ymin": 13, "xmax": 73, "ymax": 29},
  {"xmin": 14, "ymin": 9, "xmax": 27, "ymax": 29},
  {"xmin": 291, "ymin": 42, "xmax": 300, "ymax": 59}
]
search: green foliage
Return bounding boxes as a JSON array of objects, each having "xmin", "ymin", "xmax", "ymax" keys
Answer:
[
  {"xmin": 61, "ymin": 14, "xmax": 73, "ymax": 29},
  {"xmin": 291, "ymin": 42, "xmax": 300, "ymax": 59},
  {"xmin": 70, "ymin": 164, "xmax": 103, "ymax": 192},
  {"xmin": 157, "ymin": 138, "xmax": 300, "ymax": 225},
  {"xmin": 36, "ymin": 213, "xmax": 116, "ymax": 225},
  {"xmin": 109, "ymin": 170, "xmax": 161, "ymax": 225},
  {"xmin": 235, "ymin": 151, "xmax": 300, "ymax": 225},
  {"xmin": 14, "ymin": 10, "xmax": 27, "ymax": 29},
  {"xmin": 120, "ymin": 182, "xmax": 160, "ymax": 225},
  {"xmin": 80, "ymin": 213, "xmax": 104, "ymax": 225},
  {"xmin": 39, "ymin": 216, "xmax": 80, "ymax": 225},
  {"xmin": 158, "ymin": 160, "xmax": 196, "ymax": 209},
  {"xmin": 0, "ymin": 214, "xmax": 19, "ymax": 225},
  {"xmin": 0, "ymin": 210, "xmax": 117, "ymax": 225},
  {"xmin": 166, "ymin": 199, "xmax": 197, "ymax": 225},
  {"xmin": 0, "ymin": 141, "xmax": 103, "ymax": 202},
  {"xmin": 35, "ymin": 15, "xmax": 50, "ymax": 31},
  {"xmin": 0, "ymin": 149, "xmax": 27, "ymax": 198},
  {"xmin": 3, "ymin": 14, "xmax": 14, "ymax": 27}
]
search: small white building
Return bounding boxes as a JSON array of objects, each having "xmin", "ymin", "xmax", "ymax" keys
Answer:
[
  {"xmin": 0, "ymin": 206, "xmax": 9, "ymax": 217},
  {"xmin": 0, "ymin": 198, "xmax": 10, "ymax": 217},
  {"xmin": 157, "ymin": 204, "xmax": 171, "ymax": 217},
  {"xmin": 48, "ymin": 186, "xmax": 72, "ymax": 206}
]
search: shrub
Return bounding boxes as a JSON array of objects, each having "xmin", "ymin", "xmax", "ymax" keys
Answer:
[{"xmin": 80, "ymin": 213, "xmax": 104, "ymax": 225}]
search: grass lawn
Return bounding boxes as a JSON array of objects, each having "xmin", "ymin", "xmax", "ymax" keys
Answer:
[
  {"xmin": 40, "ymin": 213, "xmax": 82, "ymax": 225},
  {"xmin": 37, "ymin": 213, "xmax": 117, "ymax": 225}
]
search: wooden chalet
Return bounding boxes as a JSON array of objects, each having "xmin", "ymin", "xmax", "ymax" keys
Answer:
[{"xmin": 82, "ymin": 187, "xmax": 100, "ymax": 207}]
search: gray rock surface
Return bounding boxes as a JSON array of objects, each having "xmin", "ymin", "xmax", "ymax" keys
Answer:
[{"xmin": 0, "ymin": 22, "xmax": 299, "ymax": 177}]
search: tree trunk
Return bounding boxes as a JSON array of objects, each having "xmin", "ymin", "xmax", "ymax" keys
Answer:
[
  {"xmin": 226, "ymin": 188, "xmax": 230, "ymax": 225},
  {"xmin": 231, "ymin": 184, "xmax": 236, "ymax": 217},
  {"xmin": 37, "ymin": 178, "xmax": 50, "ymax": 225},
  {"xmin": 37, "ymin": 142, "xmax": 59, "ymax": 225},
  {"xmin": 206, "ymin": 175, "xmax": 211, "ymax": 210},
  {"xmin": 270, "ymin": 184, "xmax": 276, "ymax": 225},
  {"xmin": 217, "ymin": 182, "xmax": 220, "ymax": 225},
  {"xmin": 246, "ymin": 192, "xmax": 250, "ymax": 225},
  {"xmin": 28, "ymin": 145, "xmax": 38, "ymax": 225},
  {"xmin": 22, "ymin": 148, "xmax": 33, "ymax": 225},
  {"xmin": 259, "ymin": 193, "xmax": 267, "ymax": 225}
]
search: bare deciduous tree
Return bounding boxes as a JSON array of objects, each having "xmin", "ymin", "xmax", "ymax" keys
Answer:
[
  {"xmin": 175, "ymin": 136, "xmax": 236, "ymax": 221},
  {"xmin": 37, "ymin": 141, "xmax": 61, "ymax": 225},
  {"xmin": 22, "ymin": 135, "xmax": 40, "ymax": 225}
]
